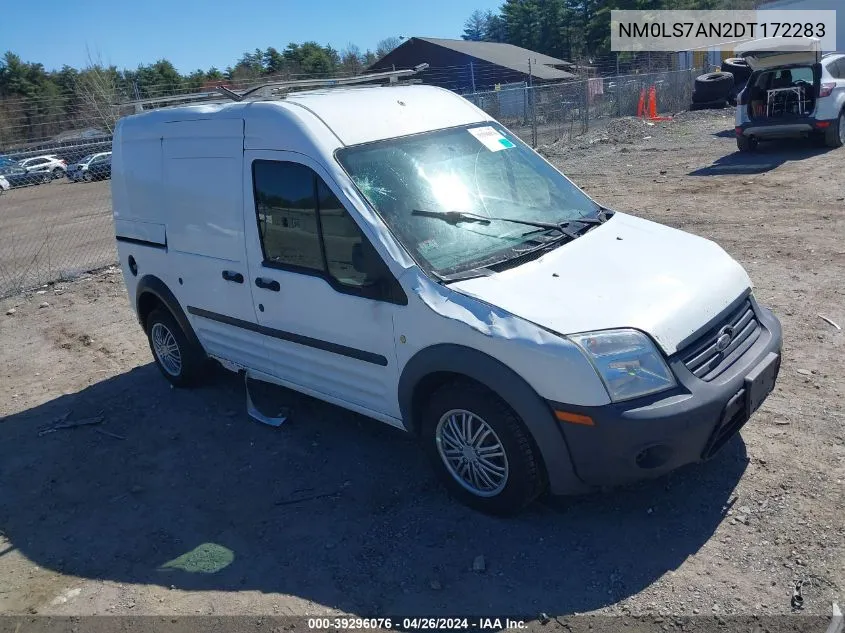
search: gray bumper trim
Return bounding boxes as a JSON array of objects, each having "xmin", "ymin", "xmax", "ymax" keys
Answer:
[{"xmin": 548, "ymin": 302, "xmax": 783, "ymax": 489}]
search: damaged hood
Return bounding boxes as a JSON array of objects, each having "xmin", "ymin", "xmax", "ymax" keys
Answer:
[{"xmin": 449, "ymin": 213, "xmax": 751, "ymax": 355}]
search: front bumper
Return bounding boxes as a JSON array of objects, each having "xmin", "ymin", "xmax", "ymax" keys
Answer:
[{"xmin": 549, "ymin": 299, "xmax": 782, "ymax": 489}]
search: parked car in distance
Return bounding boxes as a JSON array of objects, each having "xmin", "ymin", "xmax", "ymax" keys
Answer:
[
  {"xmin": 0, "ymin": 165, "xmax": 51, "ymax": 187},
  {"xmin": 67, "ymin": 151, "xmax": 112, "ymax": 182},
  {"xmin": 18, "ymin": 154, "xmax": 67, "ymax": 179},
  {"xmin": 0, "ymin": 174, "xmax": 9, "ymax": 192},
  {"xmin": 113, "ymin": 83, "xmax": 783, "ymax": 515},
  {"xmin": 735, "ymin": 38, "xmax": 845, "ymax": 151},
  {"xmin": 0, "ymin": 156, "xmax": 19, "ymax": 169}
]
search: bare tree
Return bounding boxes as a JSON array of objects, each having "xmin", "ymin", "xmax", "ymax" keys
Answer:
[
  {"xmin": 375, "ymin": 37, "xmax": 403, "ymax": 61},
  {"xmin": 340, "ymin": 43, "xmax": 364, "ymax": 76},
  {"xmin": 75, "ymin": 48, "xmax": 122, "ymax": 133}
]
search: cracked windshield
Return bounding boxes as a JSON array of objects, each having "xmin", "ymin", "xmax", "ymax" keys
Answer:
[{"xmin": 337, "ymin": 123, "xmax": 600, "ymax": 275}]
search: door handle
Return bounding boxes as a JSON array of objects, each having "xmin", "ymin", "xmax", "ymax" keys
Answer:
[
  {"xmin": 255, "ymin": 277, "xmax": 280, "ymax": 292},
  {"xmin": 222, "ymin": 270, "xmax": 244, "ymax": 283}
]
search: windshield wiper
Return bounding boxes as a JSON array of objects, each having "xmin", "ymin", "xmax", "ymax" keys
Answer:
[
  {"xmin": 431, "ymin": 267, "xmax": 495, "ymax": 283},
  {"xmin": 412, "ymin": 209, "xmax": 493, "ymax": 225},
  {"xmin": 412, "ymin": 209, "xmax": 600, "ymax": 238}
]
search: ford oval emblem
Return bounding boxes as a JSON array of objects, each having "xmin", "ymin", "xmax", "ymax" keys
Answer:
[{"xmin": 714, "ymin": 325, "xmax": 734, "ymax": 353}]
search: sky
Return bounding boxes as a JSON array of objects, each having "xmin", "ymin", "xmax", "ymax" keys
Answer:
[{"xmin": 1, "ymin": 0, "xmax": 502, "ymax": 74}]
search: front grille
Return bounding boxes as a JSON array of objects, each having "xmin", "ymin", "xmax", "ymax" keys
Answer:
[{"xmin": 681, "ymin": 298, "xmax": 761, "ymax": 381}]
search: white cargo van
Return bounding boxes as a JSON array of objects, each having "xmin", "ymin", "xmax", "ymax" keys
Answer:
[{"xmin": 112, "ymin": 79, "xmax": 782, "ymax": 514}]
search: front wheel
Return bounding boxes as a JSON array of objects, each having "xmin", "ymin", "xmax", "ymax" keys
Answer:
[
  {"xmin": 146, "ymin": 308, "xmax": 206, "ymax": 387},
  {"xmin": 422, "ymin": 380, "xmax": 545, "ymax": 515},
  {"xmin": 82, "ymin": 171, "xmax": 93, "ymax": 182}
]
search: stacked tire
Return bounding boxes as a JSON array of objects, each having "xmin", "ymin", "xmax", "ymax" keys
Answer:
[
  {"xmin": 690, "ymin": 71, "xmax": 734, "ymax": 110},
  {"xmin": 721, "ymin": 57, "xmax": 752, "ymax": 106}
]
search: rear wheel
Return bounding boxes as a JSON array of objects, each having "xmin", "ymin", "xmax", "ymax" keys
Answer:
[
  {"xmin": 824, "ymin": 111, "xmax": 845, "ymax": 148},
  {"xmin": 145, "ymin": 308, "xmax": 206, "ymax": 387},
  {"xmin": 82, "ymin": 171, "xmax": 93, "ymax": 182},
  {"xmin": 737, "ymin": 135, "xmax": 757, "ymax": 152},
  {"xmin": 421, "ymin": 380, "xmax": 545, "ymax": 515},
  {"xmin": 52, "ymin": 167, "xmax": 63, "ymax": 179}
]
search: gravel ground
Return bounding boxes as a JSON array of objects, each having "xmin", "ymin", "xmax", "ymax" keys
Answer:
[
  {"xmin": 0, "ymin": 109, "xmax": 843, "ymax": 629},
  {"xmin": 0, "ymin": 178, "xmax": 113, "ymax": 298}
]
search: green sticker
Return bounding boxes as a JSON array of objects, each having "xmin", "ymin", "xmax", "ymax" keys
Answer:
[{"xmin": 498, "ymin": 138, "xmax": 515, "ymax": 149}]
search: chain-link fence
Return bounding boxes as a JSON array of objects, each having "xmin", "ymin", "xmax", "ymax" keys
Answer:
[
  {"xmin": 464, "ymin": 68, "xmax": 698, "ymax": 147},
  {"xmin": 0, "ymin": 67, "xmax": 698, "ymax": 298}
]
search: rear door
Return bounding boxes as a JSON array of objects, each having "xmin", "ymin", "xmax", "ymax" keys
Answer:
[
  {"xmin": 160, "ymin": 119, "xmax": 272, "ymax": 374},
  {"xmin": 242, "ymin": 150, "xmax": 404, "ymax": 422},
  {"xmin": 737, "ymin": 37, "xmax": 821, "ymax": 71}
]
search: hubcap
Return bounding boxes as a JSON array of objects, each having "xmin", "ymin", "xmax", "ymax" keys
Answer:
[
  {"xmin": 151, "ymin": 322, "xmax": 182, "ymax": 376},
  {"xmin": 435, "ymin": 409, "xmax": 509, "ymax": 497}
]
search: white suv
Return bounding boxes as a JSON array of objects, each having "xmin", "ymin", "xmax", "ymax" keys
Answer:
[
  {"xmin": 113, "ymin": 82, "xmax": 782, "ymax": 514},
  {"xmin": 735, "ymin": 39, "xmax": 845, "ymax": 151},
  {"xmin": 18, "ymin": 154, "xmax": 67, "ymax": 179}
]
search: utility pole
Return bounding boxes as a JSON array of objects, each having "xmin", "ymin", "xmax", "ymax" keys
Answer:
[{"xmin": 470, "ymin": 61, "xmax": 476, "ymax": 93}]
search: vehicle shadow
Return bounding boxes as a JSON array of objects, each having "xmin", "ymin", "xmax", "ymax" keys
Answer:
[
  {"xmin": 712, "ymin": 129, "xmax": 737, "ymax": 138},
  {"xmin": 0, "ymin": 365, "xmax": 748, "ymax": 617},
  {"xmin": 690, "ymin": 137, "xmax": 833, "ymax": 176}
]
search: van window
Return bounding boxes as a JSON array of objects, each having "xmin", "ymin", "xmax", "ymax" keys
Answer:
[
  {"xmin": 317, "ymin": 179, "xmax": 369, "ymax": 287},
  {"xmin": 253, "ymin": 161, "xmax": 323, "ymax": 271},
  {"xmin": 252, "ymin": 160, "xmax": 374, "ymax": 290}
]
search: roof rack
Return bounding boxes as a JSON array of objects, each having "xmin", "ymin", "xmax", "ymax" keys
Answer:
[{"xmin": 119, "ymin": 64, "xmax": 430, "ymax": 113}]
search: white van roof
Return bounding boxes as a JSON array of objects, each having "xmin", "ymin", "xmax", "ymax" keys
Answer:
[{"xmin": 117, "ymin": 85, "xmax": 491, "ymax": 147}]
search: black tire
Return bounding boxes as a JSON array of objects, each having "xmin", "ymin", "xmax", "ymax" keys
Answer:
[
  {"xmin": 694, "ymin": 72, "xmax": 734, "ymax": 101},
  {"xmin": 690, "ymin": 98, "xmax": 728, "ymax": 111},
  {"xmin": 824, "ymin": 111, "xmax": 845, "ymax": 148},
  {"xmin": 421, "ymin": 380, "xmax": 546, "ymax": 515},
  {"xmin": 721, "ymin": 58, "xmax": 752, "ymax": 85},
  {"xmin": 52, "ymin": 167, "xmax": 63, "ymax": 180},
  {"xmin": 691, "ymin": 89, "xmax": 715, "ymax": 104},
  {"xmin": 82, "ymin": 171, "xmax": 93, "ymax": 182},
  {"xmin": 40, "ymin": 173, "xmax": 50, "ymax": 184},
  {"xmin": 145, "ymin": 307, "xmax": 206, "ymax": 387},
  {"xmin": 737, "ymin": 135, "xmax": 757, "ymax": 152}
]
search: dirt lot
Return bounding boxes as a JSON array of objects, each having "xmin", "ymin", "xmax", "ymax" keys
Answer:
[
  {"xmin": 0, "ymin": 110, "xmax": 843, "ymax": 627},
  {"xmin": 0, "ymin": 178, "xmax": 113, "ymax": 298}
]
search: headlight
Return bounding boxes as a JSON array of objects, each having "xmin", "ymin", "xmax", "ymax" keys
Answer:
[{"xmin": 569, "ymin": 329, "xmax": 676, "ymax": 402}]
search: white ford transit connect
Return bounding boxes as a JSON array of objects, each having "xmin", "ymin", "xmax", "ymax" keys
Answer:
[{"xmin": 112, "ymin": 82, "xmax": 782, "ymax": 514}]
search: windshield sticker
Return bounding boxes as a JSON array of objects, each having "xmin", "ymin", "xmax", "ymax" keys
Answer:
[{"xmin": 468, "ymin": 126, "xmax": 515, "ymax": 152}]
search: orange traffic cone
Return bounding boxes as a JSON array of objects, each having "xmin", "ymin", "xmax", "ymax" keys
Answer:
[
  {"xmin": 646, "ymin": 84, "xmax": 673, "ymax": 122},
  {"xmin": 648, "ymin": 85, "xmax": 658, "ymax": 119},
  {"xmin": 637, "ymin": 88, "xmax": 646, "ymax": 118}
]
